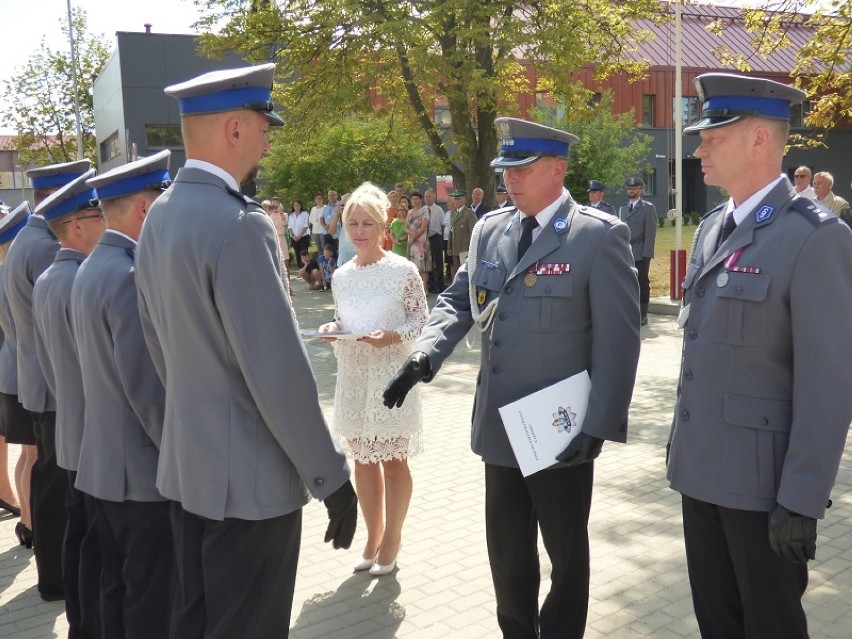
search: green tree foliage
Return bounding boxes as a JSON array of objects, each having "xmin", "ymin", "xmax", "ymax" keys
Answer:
[
  {"xmin": 709, "ymin": 0, "xmax": 850, "ymax": 134},
  {"xmin": 2, "ymin": 9, "xmax": 110, "ymax": 167},
  {"xmin": 195, "ymin": 0, "xmax": 661, "ymax": 203},
  {"xmin": 533, "ymin": 92, "xmax": 653, "ymax": 201},
  {"xmin": 259, "ymin": 113, "xmax": 440, "ymax": 201}
]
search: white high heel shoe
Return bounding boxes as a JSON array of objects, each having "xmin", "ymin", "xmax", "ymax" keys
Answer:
[
  {"xmin": 353, "ymin": 555, "xmax": 376, "ymax": 572},
  {"xmin": 369, "ymin": 544, "xmax": 400, "ymax": 576}
]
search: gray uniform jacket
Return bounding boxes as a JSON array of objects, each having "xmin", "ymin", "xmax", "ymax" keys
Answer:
[
  {"xmin": 33, "ymin": 248, "xmax": 85, "ymax": 472},
  {"xmin": 590, "ymin": 201, "xmax": 616, "ymax": 216},
  {"xmin": 136, "ymin": 167, "xmax": 349, "ymax": 521},
  {"xmin": 5, "ymin": 216, "xmax": 59, "ymax": 412},
  {"xmin": 618, "ymin": 199, "xmax": 657, "ymax": 260},
  {"xmin": 667, "ymin": 178, "xmax": 852, "ymax": 520},
  {"xmin": 449, "ymin": 206, "xmax": 478, "ymax": 256},
  {"xmin": 0, "ymin": 267, "xmax": 18, "ymax": 395},
  {"xmin": 71, "ymin": 231, "xmax": 165, "ymax": 502},
  {"xmin": 416, "ymin": 195, "xmax": 641, "ymax": 467}
]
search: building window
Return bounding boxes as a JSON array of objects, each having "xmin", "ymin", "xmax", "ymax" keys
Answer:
[
  {"xmin": 100, "ymin": 131, "xmax": 120, "ymax": 163},
  {"xmin": 641, "ymin": 95, "xmax": 656, "ymax": 127},
  {"xmin": 674, "ymin": 96, "xmax": 701, "ymax": 127},
  {"xmin": 789, "ymin": 100, "xmax": 813, "ymax": 128},
  {"xmin": 434, "ymin": 102, "xmax": 452, "ymax": 126},
  {"xmin": 145, "ymin": 124, "xmax": 184, "ymax": 149},
  {"xmin": 643, "ymin": 168, "xmax": 656, "ymax": 196},
  {"xmin": 535, "ymin": 93, "xmax": 566, "ymax": 120}
]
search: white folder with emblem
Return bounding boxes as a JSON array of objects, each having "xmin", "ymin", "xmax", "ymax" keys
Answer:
[{"xmin": 498, "ymin": 370, "xmax": 591, "ymax": 477}]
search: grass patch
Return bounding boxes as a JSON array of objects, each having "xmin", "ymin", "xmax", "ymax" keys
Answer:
[{"xmin": 650, "ymin": 223, "xmax": 699, "ymax": 299}]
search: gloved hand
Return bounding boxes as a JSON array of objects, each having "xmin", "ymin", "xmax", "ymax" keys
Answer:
[
  {"xmin": 555, "ymin": 433, "xmax": 604, "ymax": 466},
  {"xmin": 768, "ymin": 503, "xmax": 816, "ymax": 564},
  {"xmin": 323, "ymin": 480, "xmax": 357, "ymax": 549},
  {"xmin": 382, "ymin": 352, "xmax": 431, "ymax": 408}
]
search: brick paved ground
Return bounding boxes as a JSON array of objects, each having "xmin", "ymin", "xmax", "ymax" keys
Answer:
[{"xmin": 2, "ymin": 276, "xmax": 851, "ymax": 637}]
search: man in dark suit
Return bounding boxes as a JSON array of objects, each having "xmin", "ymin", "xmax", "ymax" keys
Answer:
[
  {"xmin": 668, "ymin": 73, "xmax": 852, "ymax": 639},
  {"xmin": 134, "ymin": 64, "xmax": 356, "ymax": 638},
  {"xmin": 618, "ymin": 177, "xmax": 657, "ymax": 325},
  {"xmin": 6, "ymin": 158, "xmax": 90, "ymax": 600},
  {"xmin": 73, "ymin": 151, "xmax": 175, "ymax": 637},
  {"xmin": 384, "ymin": 117, "xmax": 640, "ymax": 638},
  {"xmin": 587, "ymin": 180, "xmax": 615, "ymax": 215},
  {"xmin": 32, "ymin": 170, "xmax": 105, "ymax": 636},
  {"xmin": 470, "ymin": 187, "xmax": 491, "ymax": 219}
]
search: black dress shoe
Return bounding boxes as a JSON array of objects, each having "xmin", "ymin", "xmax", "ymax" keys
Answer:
[
  {"xmin": 0, "ymin": 498, "xmax": 21, "ymax": 517},
  {"xmin": 15, "ymin": 522, "xmax": 33, "ymax": 549}
]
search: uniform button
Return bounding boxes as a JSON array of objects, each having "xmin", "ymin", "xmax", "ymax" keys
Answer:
[
  {"xmin": 314, "ymin": 477, "xmax": 325, "ymax": 487},
  {"xmin": 545, "ymin": 286, "xmax": 552, "ymax": 294},
  {"xmin": 688, "ymin": 329, "xmax": 698, "ymax": 340},
  {"xmin": 681, "ymin": 410, "xmax": 690, "ymax": 421},
  {"xmin": 499, "ymin": 312, "xmax": 507, "ymax": 321},
  {"xmin": 684, "ymin": 370, "xmax": 693, "ymax": 380},
  {"xmin": 696, "ymin": 287, "xmax": 705, "ymax": 298},
  {"xmin": 619, "ymin": 423, "xmax": 626, "ymax": 432},
  {"xmin": 735, "ymin": 285, "xmax": 743, "ymax": 294},
  {"xmin": 492, "ymin": 366, "xmax": 501, "ymax": 374},
  {"xmin": 504, "ymin": 286, "xmax": 513, "ymax": 294},
  {"xmin": 493, "ymin": 339, "xmax": 502, "ymax": 347},
  {"xmin": 760, "ymin": 417, "xmax": 769, "ymax": 426}
]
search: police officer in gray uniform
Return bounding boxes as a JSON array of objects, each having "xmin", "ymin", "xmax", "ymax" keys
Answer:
[
  {"xmin": 32, "ymin": 170, "xmax": 105, "ymax": 636},
  {"xmin": 385, "ymin": 117, "xmax": 640, "ymax": 638},
  {"xmin": 6, "ymin": 158, "xmax": 90, "ymax": 600},
  {"xmin": 618, "ymin": 176, "xmax": 657, "ymax": 325},
  {"xmin": 587, "ymin": 180, "xmax": 615, "ymax": 215},
  {"xmin": 667, "ymin": 73, "xmax": 852, "ymax": 639},
  {"xmin": 73, "ymin": 152, "xmax": 175, "ymax": 638},
  {"xmin": 135, "ymin": 65, "xmax": 356, "ymax": 638}
]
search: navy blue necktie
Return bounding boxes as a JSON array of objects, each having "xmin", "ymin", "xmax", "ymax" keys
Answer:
[
  {"xmin": 717, "ymin": 212, "xmax": 736, "ymax": 248},
  {"xmin": 518, "ymin": 216, "xmax": 538, "ymax": 260}
]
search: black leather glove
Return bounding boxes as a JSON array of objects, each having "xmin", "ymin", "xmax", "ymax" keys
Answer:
[
  {"xmin": 382, "ymin": 352, "xmax": 431, "ymax": 408},
  {"xmin": 768, "ymin": 503, "xmax": 816, "ymax": 564},
  {"xmin": 555, "ymin": 433, "xmax": 604, "ymax": 466},
  {"xmin": 323, "ymin": 480, "xmax": 357, "ymax": 550}
]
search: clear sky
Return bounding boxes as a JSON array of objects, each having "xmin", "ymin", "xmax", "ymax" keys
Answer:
[{"xmin": 0, "ymin": 0, "xmax": 204, "ymax": 133}]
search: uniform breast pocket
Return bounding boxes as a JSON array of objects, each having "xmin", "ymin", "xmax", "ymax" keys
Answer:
[
  {"xmin": 521, "ymin": 275, "xmax": 574, "ymax": 333},
  {"xmin": 708, "ymin": 272, "xmax": 770, "ymax": 346},
  {"xmin": 471, "ymin": 264, "xmax": 507, "ymax": 300}
]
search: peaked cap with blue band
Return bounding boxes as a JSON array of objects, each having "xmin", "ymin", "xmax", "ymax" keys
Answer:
[
  {"xmin": 165, "ymin": 63, "xmax": 284, "ymax": 126},
  {"xmin": 684, "ymin": 73, "xmax": 806, "ymax": 135},
  {"xmin": 87, "ymin": 150, "xmax": 172, "ymax": 201},
  {"xmin": 27, "ymin": 159, "xmax": 91, "ymax": 190},
  {"xmin": 0, "ymin": 202, "xmax": 32, "ymax": 245},
  {"xmin": 588, "ymin": 180, "xmax": 606, "ymax": 192},
  {"xmin": 34, "ymin": 169, "xmax": 99, "ymax": 222},
  {"xmin": 491, "ymin": 117, "xmax": 579, "ymax": 168}
]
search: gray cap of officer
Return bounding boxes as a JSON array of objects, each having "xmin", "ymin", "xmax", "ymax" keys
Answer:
[
  {"xmin": 0, "ymin": 202, "xmax": 32, "ymax": 245},
  {"xmin": 165, "ymin": 63, "xmax": 284, "ymax": 126},
  {"xmin": 34, "ymin": 170, "xmax": 98, "ymax": 222},
  {"xmin": 87, "ymin": 150, "xmax": 172, "ymax": 201},
  {"xmin": 491, "ymin": 118, "xmax": 579, "ymax": 168},
  {"xmin": 625, "ymin": 177, "xmax": 645, "ymax": 189},
  {"xmin": 27, "ymin": 159, "xmax": 91, "ymax": 190},
  {"xmin": 684, "ymin": 73, "xmax": 807, "ymax": 135}
]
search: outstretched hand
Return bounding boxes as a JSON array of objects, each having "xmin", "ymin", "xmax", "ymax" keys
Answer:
[
  {"xmin": 382, "ymin": 352, "xmax": 431, "ymax": 408},
  {"xmin": 555, "ymin": 433, "xmax": 604, "ymax": 466}
]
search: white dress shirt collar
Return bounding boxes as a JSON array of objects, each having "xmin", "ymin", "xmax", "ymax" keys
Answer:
[{"xmin": 184, "ymin": 159, "xmax": 240, "ymax": 193}]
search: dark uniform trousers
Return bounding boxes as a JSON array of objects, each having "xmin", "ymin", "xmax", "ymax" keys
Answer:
[
  {"xmin": 64, "ymin": 471, "xmax": 102, "ymax": 639},
  {"xmin": 169, "ymin": 503, "xmax": 302, "ymax": 639},
  {"xmin": 428, "ymin": 233, "xmax": 445, "ymax": 291},
  {"xmin": 682, "ymin": 495, "xmax": 808, "ymax": 639},
  {"xmin": 485, "ymin": 462, "xmax": 594, "ymax": 639},
  {"xmin": 30, "ymin": 410, "xmax": 68, "ymax": 597},
  {"xmin": 635, "ymin": 258, "xmax": 651, "ymax": 306},
  {"xmin": 96, "ymin": 499, "xmax": 175, "ymax": 639}
]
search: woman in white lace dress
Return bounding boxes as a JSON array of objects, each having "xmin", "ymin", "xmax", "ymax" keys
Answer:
[{"xmin": 319, "ymin": 182, "xmax": 428, "ymax": 577}]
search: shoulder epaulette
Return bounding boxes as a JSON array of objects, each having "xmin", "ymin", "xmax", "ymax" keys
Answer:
[
  {"xmin": 579, "ymin": 204, "xmax": 618, "ymax": 224},
  {"xmin": 791, "ymin": 196, "xmax": 835, "ymax": 227},
  {"xmin": 225, "ymin": 186, "xmax": 261, "ymax": 210},
  {"xmin": 701, "ymin": 202, "xmax": 725, "ymax": 221},
  {"xmin": 481, "ymin": 206, "xmax": 513, "ymax": 220}
]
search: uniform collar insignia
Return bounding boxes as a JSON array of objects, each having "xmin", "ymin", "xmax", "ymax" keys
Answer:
[
  {"xmin": 553, "ymin": 217, "xmax": 568, "ymax": 234},
  {"xmin": 754, "ymin": 205, "xmax": 774, "ymax": 224}
]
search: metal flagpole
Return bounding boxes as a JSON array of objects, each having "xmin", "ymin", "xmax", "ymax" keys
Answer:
[{"xmin": 67, "ymin": 0, "xmax": 85, "ymax": 160}]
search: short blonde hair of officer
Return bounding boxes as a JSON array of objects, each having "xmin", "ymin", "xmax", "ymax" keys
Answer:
[{"xmin": 342, "ymin": 182, "xmax": 390, "ymax": 232}]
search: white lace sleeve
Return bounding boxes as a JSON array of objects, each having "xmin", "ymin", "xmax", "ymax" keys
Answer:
[{"xmin": 395, "ymin": 264, "xmax": 429, "ymax": 344}]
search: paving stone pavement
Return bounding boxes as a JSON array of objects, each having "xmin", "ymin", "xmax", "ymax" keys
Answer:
[{"xmin": 2, "ymin": 273, "xmax": 852, "ymax": 637}]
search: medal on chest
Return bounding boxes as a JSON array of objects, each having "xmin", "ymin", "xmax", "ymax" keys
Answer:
[{"xmin": 524, "ymin": 271, "xmax": 537, "ymax": 287}]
